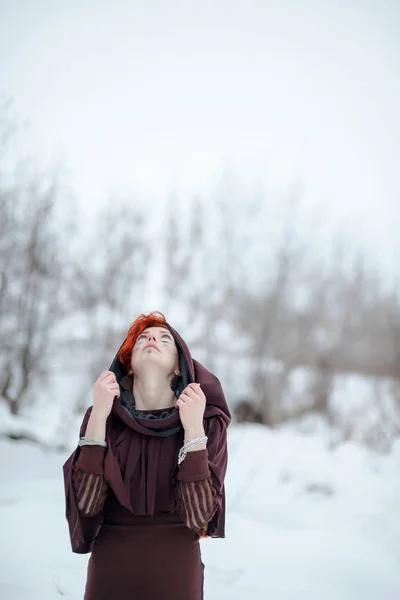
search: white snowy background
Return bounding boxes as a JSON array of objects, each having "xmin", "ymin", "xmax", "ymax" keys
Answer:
[{"xmin": 1, "ymin": 1, "xmax": 400, "ymax": 598}]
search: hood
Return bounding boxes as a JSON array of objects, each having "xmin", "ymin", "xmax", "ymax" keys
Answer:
[{"xmin": 63, "ymin": 320, "xmax": 231, "ymax": 553}]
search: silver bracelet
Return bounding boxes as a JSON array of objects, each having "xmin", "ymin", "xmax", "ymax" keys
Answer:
[
  {"xmin": 178, "ymin": 436, "xmax": 208, "ymax": 467},
  {"xmin": 79, "ymin": 436, "xmax": 107, "ymax": 448}
]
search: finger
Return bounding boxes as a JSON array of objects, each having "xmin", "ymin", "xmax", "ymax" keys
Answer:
[
  {"xmin": 182, "ymin": 387, "xmax": 197, "ymax": 400},
  {"xmin": 190, "ymin": 383, "xmax": 205, "ymax": 398},
  {"xmin": 175, "ymin": 398, "xmax": 185, "ymax": 409},
  {"xmin": 98, "ymin": 371, "xmax": 114, "ymax": 383},
  {"xmin": 189, "ymin": 383, "xmax": 201, "ymax": 390},
  {"xmin": 193, "ymin": 387, "xmax": 205, "ymax": 401},
  {"xmin": 187, "ymin": 387, "xmax": 201, "ymax": 398}
]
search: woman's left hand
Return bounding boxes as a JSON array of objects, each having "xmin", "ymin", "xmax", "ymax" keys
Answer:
[{"xmin": 175, "ymin": 383, "xmax": 206, "ymax": 435}]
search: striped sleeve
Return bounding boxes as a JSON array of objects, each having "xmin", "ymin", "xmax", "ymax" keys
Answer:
[
  {"xmin": 71, "ymin": 445, "xmax": 108, "ymax": 518},
  {"xmin": 175, "ymin": 449, "xmax": 218, "ymax": 534}
]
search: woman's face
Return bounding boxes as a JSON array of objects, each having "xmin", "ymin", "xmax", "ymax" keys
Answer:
[{"xmin": 130, "ymin": 326, "xmax": 180, "ymax": 377}]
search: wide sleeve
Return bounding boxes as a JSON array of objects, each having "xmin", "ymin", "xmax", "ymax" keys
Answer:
[
  {"xmin": 174, "ymin": 414, "xmax": 228, "ymax": 538},
  {"xmin": 71, "ymin": 445, "xmax": 108, "ymax": 517},
  {"xmin": 63, "ymin": 407, "xmax": 106, "ymax": 554}
]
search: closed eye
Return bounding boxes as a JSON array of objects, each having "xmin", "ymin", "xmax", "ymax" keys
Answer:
[{"xmin": 138, "ymin": 333, "xmax": 172, "ymax": 341}]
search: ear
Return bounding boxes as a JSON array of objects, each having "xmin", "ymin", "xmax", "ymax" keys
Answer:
[
  {"xmin": 174, "ymin": 367, "xmax": 181, "ymax": 376},
  {"xmin": 120, "ymin": 374, "xmax": 133, "ymax": 391}
]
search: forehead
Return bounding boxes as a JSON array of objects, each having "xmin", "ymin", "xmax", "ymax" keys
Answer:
[{"xmin": 142, "ymin": 326, "xmax": 171, "ymax": 334}]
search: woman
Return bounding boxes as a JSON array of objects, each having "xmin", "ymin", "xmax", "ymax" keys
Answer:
[{"xmin": 63, "ymin": 311, "xmax": 231, "ymax": 600}]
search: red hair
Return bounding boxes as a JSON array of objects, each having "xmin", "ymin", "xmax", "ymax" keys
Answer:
[{"xmin": 117, "ymin": 311, "xmax": 169, "ymax": 371}]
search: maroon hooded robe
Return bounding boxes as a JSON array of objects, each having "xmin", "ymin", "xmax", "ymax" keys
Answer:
[{"xmin": 63, "ymin": 323, "xmax": 231, "ymax": 600}]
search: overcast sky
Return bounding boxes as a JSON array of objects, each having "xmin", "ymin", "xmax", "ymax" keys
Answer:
[{"xmin": 1, "ymin": 0, "xmax": 399, "ymax": 275}]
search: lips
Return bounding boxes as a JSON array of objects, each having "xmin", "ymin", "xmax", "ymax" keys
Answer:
[{"xmin": 143, "ymin": 343, "xmax": 160, "ymax": 352}]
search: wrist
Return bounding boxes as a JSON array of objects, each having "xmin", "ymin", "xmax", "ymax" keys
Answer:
[
  {"xmin": 178, "ymin": 433, "xmax": 208, "ymax": 464},
  {"xmin": 85, "ymin": 409, "xmax": 108, "ymax": 440},
  {"xmin": 90, "ymin": 408, "xmax": 109, "ymax": 422},
  {"xmin": 184, "ymin": 425, "xmax": 206, "ymax": 440}
]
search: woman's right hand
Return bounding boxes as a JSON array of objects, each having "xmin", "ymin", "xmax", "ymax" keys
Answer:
[{"xmin": 92, "ymin": 371, "xmax": 120, "ymax": 419}]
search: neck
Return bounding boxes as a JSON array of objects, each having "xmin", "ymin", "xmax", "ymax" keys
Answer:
[{"xmin": 133, "ymin": 373, "xmax": 176, "ymax": 411}]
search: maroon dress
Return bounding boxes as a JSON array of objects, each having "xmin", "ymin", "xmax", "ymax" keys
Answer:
[
  {"xmin": 63, "ymin": 323, "xmax": 231, "ymax": 600},
  {"xmin": 78, "ymin": 409, "xmax": 208, "ymax": 599}
]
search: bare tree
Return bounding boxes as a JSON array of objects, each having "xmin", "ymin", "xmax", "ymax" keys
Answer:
[
  {"xmin": 66, "ymin": 199, "xmax": 152, "ymax": 413},
  {"xmin": 0, "ymin": 176, "xmax": 69, "ymax": 414},
  {"xmin": 163, "ymin": 176, "xmax": 264, "ymax": 372}
]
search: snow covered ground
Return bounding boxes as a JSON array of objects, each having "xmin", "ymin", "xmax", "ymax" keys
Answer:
[{"xmin": 1, "ymin": 424, "xmax": 399, "ymax": 599}]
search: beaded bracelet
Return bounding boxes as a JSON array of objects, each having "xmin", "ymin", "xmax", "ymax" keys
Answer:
[{"xmin": 178, "ymin": 436, "xmax": 208, "ymax": 467}]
